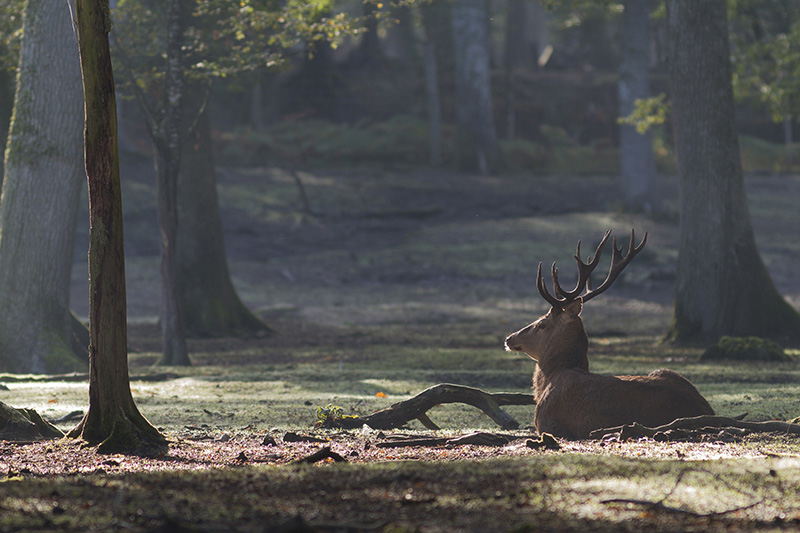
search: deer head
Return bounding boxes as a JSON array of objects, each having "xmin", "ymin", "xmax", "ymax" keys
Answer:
[{"xmin": 505, "ymin": 229, "xmax": 647, "ymax": 367}]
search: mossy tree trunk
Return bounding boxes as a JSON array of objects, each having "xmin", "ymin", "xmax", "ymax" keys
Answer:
[
  {"xmin": 177, "ymin": 83, "xmax": 270, "ymax": 337},
  {"xmin": 68, "ymin": 0, "xmax": 166, "ymax": 454},
  {"xmin": 452, "ymin": 0, "xmax": 501, "ymax": 174},
  {"xmin": 666, "ymin": 0, "xmax": 800, "ymax": 343},
  {"xmin": 154, "ymin": 0, "xmax": 190, "ymax": 365},
  {"xmin": 0, "ymin": 0, "xmax": 87, "ymax": 374}
]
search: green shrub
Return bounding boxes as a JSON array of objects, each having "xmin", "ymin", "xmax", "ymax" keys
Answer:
[{"xmin": 700, "ymin": 336, "xmax": 790, "ymax": 362}]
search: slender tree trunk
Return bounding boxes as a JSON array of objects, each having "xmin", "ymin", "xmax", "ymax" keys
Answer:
[
  {"xmin": 420, "ymin": 2, "xmax": 448, "ymax": 166},
  {"xmin": 0, "ymin": 0, "xmax": 86, "ymax": 373},
  {"xmin": 154, "ymin": 0, "xmax": 189, "ymax": 365},
  {"xmin": 666, "ymin": 0, "xmax": 800, "ymax": 342},
  {"xmin": 69, "ymin": 0, "xmax": 165, "ymax": 454},
  {"xmin": 452, "ymin": 0, "xmax": 501, "ymax": 174},
  {"xmin": 504, "ymin": 0, "xmax": 533, "ymax": 141},
  {"xmin": 177, "ymin": 83, "xmax": 270, "ymax": 337},
  {"xmin": 619, "ymin": 0, "xmax": 659, "ymax": 213}
]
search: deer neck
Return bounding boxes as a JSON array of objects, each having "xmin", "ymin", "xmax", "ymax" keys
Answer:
[{"xmin": 532, "ymin": 324, "xmax": 589, "ymax": 398}]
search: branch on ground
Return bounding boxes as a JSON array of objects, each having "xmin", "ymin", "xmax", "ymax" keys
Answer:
[
  {"xmin": 317, "ymin": 383, "xmax": 534, "ymax": 431},
  {"xmin": 590, "ymin": 415, "xmax": 800, "ymax": 442}
]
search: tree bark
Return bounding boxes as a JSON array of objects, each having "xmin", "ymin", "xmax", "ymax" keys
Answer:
[
  {"xmin": 0, "ymin": 0, "xmax": 87, "ymax": 374},
  {"xmin": 154, "ymin": 0, "xmax": 189, "ymax": 365},
  {"xmin": 452, "ymin": 0, "xmax": 501, "ymax": 174},
  {"xmin": 619, "ymin": 0, "xmax": 659, "ymax": 213},
  {"xmin": 177, "ymin": 83, "xmax": 270, "ymax": 337},
  {"xmin": 68, "ymin": 0, "xmax": 165, "ymax": 454},
  {"xmin": 666, "ymin": 0, "xmax": 800, "ymax": 342}
]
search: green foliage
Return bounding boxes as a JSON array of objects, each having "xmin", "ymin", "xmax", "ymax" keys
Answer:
[
  {"xmin": 701, "ymin": 336, "xmax": 790, "ymax": 362},
  {"xmin": 499, "ymin": 139, "xmax": 552, "ymax": 173},
  {"xmin": 218, "ymin": 115, "xmax": 447, "ymax": 167},
  {"xmin": 731, "ymin": 1, "xmax": 800, "ymax": 122},
  {"xmin": 0, "ymin": 0, "xmax": 23, "ymax": 75},
  {"xmin": 617, "ymin": 94, "xmax": 669, "ymax": 134},
  {"xmin": 113, "ymin": 0, "xmax": 358, "ymax": 86},
  {"xmin": 315, "ymin": 403, "xmax": 358, "ymax": 428}
]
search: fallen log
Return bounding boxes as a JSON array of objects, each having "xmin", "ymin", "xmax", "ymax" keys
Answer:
[{"xmin": 320, "ymin": 383, "xmax": 534, "ymax": 431}]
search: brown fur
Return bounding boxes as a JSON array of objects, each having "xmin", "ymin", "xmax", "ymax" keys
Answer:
[{"xmin": 505, "ymin": 300, "xmax": 714, "ymax": 440}]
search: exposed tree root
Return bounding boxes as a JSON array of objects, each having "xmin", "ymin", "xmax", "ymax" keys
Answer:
[
  {"xmin": 590, "ymin": 415, "xmax": 800, "ymax": 442},
  {"xmin": 319, "ymin": 383, "xmax": 534, "ymax": 431}
]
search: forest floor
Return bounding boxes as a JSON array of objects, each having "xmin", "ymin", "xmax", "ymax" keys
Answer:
[{"xmin": 2, "ymin": 160, "xmax": 800, "ymax": 531}]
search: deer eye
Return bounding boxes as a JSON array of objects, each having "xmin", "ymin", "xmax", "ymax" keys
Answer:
[{"xmin": 537, "ymin": 323, "xmax": 546, "ymax": 330}]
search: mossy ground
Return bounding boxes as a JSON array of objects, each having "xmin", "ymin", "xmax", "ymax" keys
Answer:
[{"xmin": 2, "ymin": 164, "xmax": 799, "ymax": 531}]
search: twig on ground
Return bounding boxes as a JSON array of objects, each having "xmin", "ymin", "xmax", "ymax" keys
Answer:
[{"xmin": 293, "ymin": 446, "xmax": 347, "ymax": 464}]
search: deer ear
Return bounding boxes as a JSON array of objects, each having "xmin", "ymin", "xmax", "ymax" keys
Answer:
[{"xmin": 564, "ymin": 299, "xmax": 583, "ymax": 318}]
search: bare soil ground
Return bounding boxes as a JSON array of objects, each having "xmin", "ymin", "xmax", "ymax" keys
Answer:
[{"xmin": 2, "ymin": 163, "xmax": 800, "ymax": 531}]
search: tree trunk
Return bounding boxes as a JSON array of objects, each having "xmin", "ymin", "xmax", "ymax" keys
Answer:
[
  {"xmin": 0, "ymin": 0, "xmax": 87, "ymax": 374},
  {"xmin": 619, "ymin": 0, "xmax": 659, "ymax": 213},
  {"xmin": 503, "ymin": 0, "xmax": 533, "ymax": 141},
  {"xmin": 69, "ymin": 0, "xmax": 165, "ymax": 454},
  {"xmin": 154, "ymin": 0, "xmax": 189, "ymax": 365},
  {"xmin": 666, "ymin": 0, "xmax": 800, "ymax": 342},
  {"xmin": 421, "ymin": 39, "xmax": 442, "ymax": 166},
  {"xmin": 452, "ymin": 0, "xmax": 501, "ymax": 174},
  {"xmin": 177, "ymin": 83, "xmax": 270, "ymax": 337}
]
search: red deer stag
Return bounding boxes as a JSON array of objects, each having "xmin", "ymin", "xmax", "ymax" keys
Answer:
[{"xmin": 504, "ymin": 230, "xmax": 713, "ymax": 440}]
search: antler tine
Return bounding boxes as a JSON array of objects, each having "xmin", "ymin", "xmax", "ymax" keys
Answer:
[
  {"xmin": 581, "ymin": 229, "xmax": 648, "ymax": 303},
  {"xmin": 555, "ymin": 229, "xmax": 612, "ymax": 300},
  {"xmin": 536, "ymin": 262, "xmax": 564, "ymax": 308}
]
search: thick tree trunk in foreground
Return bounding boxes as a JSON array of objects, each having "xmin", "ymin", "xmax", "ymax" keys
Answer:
[
  {"xmin": 68, "ymin": 0, "xmax": 166, "ymax": 454},
  {"xmin": 666, "ymin": 0, "xmax": 800, "ymax": 342},
  {"xmin": 452, "ymin": 0, "xmax": 501, "ymax": 174},
  {"xmin": 619, "ymin": 0, "xmax": 658, "ymax": 213},
  {"xmin": 0, "ymin": 0, "xmax": 87, "ymax": 373},
  {"xmin": 154, "ymin": 0, "xmax": 189, "ymax": 365},
  {"xmin": 177, "ymin": 84, "xmax": 269, "ymax": 337}
]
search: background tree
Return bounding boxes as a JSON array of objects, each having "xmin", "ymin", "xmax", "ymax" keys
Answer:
[
  {"xmin": 68, "ymin": 0, "xmax": 166, "ymax": 454},
  {"xmin": 420, "ymin": 1, "xmax": 445, "ymax": 166},
  {"xmin": 666, "ymin": 0, "xmax": 800, "ymax": 342},
  {"xmin": 0, "ymin": 0, "xmax": 87, "ymax": 373},
  {"xmin": 452, "ymin": 0, "xmax": 501, "ymax": 174},
  {"xmin": 152, "ymin": 0, "xmax": 190, "ymax": 365},
  {"xmin": 176, "ymin": 82, "xmax": 270, "ymax": 337},
  {"xmin": 112, "ymin": 0, "xmax": 351, "ymax": 348},
  {"xmin": 618, "ymin": 0, "xmax": 658, "ymax": 213}
]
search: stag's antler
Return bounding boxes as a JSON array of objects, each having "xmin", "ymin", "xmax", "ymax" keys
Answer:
[{"xmin": 536, "ymin": 229, "xmax": 647, "ymax": 309}]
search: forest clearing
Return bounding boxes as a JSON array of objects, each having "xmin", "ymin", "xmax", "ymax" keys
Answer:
[
  {"xmin": 3, "ymin": 0, "xmax": 800, "ymax": 530},
  {"xmin": 2, "ymin": 164, "xmax": 799, "ymax": 531}
]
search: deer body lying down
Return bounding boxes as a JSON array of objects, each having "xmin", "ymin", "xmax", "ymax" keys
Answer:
[{"xmin": 505, "ymin": 230, "xmax": 714, "ymax": 440}]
